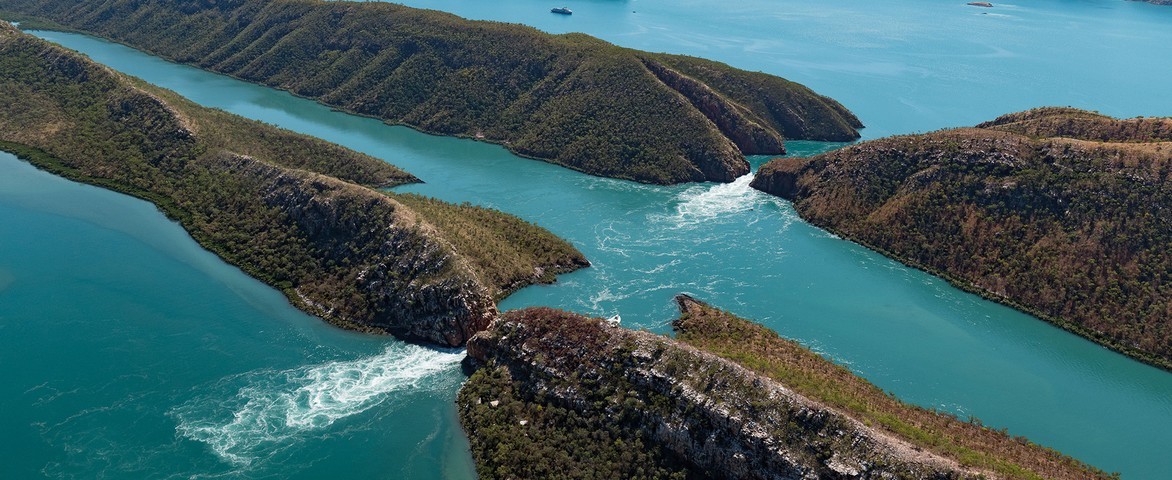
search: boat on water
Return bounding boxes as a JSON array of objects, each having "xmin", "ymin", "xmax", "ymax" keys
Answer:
[
  {"xmin": 551, "ymin": 7, "xmax": 573, "ymax": 15},
  {"xmin": 606, "ymin": 314, "xmax": 621, "ymax": 326}
]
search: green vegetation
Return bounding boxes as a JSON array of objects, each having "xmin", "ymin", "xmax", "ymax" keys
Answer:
[
  {"xmin": 673, "ymin": 294, "xmax": 1112, "ymax": 480},
  {"xmin": 0, "ymin": 23, "xmax": 587, "ymax": 345},
  {"xmin": 978, "ymin": 107, "xmax": 1172, "ymax": 142},
  {"xmin": 751, "ymin": 107, "xmax": 1172, "ymax": 369},
  {"xmin": 0, "ymin": 0, "xmax": 861, "ymax": 184},
  {"xmin": 460, "ymin": 307, "xmax": 696, "ymax": 480},
  {"xmin": 458, "ymin": 364, "xmax": 691, "ymax": 480},
  {"xmin": 392, "ymin": 194, "xmax": 589, "ymax": 300},
  {"xmin": 461, "ymin": 302, "xmax": 1107, "ymax": 479}
]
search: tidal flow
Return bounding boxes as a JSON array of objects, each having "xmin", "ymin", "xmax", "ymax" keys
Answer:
[{"xmin": 2, "ymin": 0, "xmax": 1172, "ymax": 477}]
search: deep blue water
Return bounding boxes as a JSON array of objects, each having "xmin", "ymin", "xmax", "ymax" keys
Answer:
[{"xmin": 2, "ymin": 0, "xmax": 1172, "ymax": 477}]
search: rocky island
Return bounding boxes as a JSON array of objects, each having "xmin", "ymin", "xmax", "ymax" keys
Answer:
[
  {"xmin": 0, "ymin": 0, "xmax": 862, "ymax": 184},
  {"xmin": 752, "ymin": 107, "xmax": 1172, "ymax": 369},
  {"xmin": 0, "ymin": 23, "xmax": 586, "ymax": 346},
  {"xmin": 458, "ymin": 295, "xmax": 1108, "ymax": 479}
]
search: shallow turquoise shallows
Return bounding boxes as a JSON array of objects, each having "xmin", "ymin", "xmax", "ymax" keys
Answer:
[{"xmin": 2, "ymin": 0, "xmax": 1171, "ymax": 477}]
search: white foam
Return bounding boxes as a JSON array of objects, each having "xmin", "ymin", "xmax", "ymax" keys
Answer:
[
  {"xmin": 635, "ymin": 259, "xmax": 682, "ymax": 275},
  {"xmin": 661, "ymin": 174, "xmax": 766, "ymax": 228},
  {"xmin": 171, "ymin": 344, "xmax": 463, "ymax": 467}
]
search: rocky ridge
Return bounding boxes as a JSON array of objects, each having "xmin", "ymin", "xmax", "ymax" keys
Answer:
[
  {"xmin": 463, "ymin": 306, "xmax": 981, "ymax": 479},
  {"xmin": 459, "ymin": 296, "xmax": 1109, "ymax": 479},
  {"xmin": 0, "ymin": 23, "xmax": 585, "ymax": 346},
  {"xmin": 0, "ymin": 0, "xmax": 862, "ymax": 184},
  {"xmin": 208, "ymin": 153, "xmax": 498, "ymax": 345},
  {"xmin": 751, "ymin": 107, "xmax": 1172, "ymax": 368}
]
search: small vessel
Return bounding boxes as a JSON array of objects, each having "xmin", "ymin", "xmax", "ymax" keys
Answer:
[
  {"xmin": 551, "ymin": 7, "xmax": 573, "ymax": 15},
  {"xmin": 606, "ymin": 314, "xmax": 621, "ymax": 326}
]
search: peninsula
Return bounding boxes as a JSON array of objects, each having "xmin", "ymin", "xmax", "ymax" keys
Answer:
[
  {"xmin": 0, "ymin": 23, "xmax": 586, "ymax": 346},
  {"xmin": 458, "ymin": 295, "xmax": 1108, "ymax": 479},
  {"xmin": 752, "ymin": 107, "xmax": 1172, "ymax": 369},
  {"xmin": 0, "ymin": 0, "xmax": 862, "ymax": 184}
]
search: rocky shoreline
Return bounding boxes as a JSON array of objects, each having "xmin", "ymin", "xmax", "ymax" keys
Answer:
[
  {"xmin": 457, "ymin": 295, "xmax": 1108, "ymax": 479},
  {"xmin": 751, "ymin": 107, "xmax": 1172, "ymax": 369},
  {"xmin": 0, "ymin": 23, "xmax": 586, "ymax": 347}
]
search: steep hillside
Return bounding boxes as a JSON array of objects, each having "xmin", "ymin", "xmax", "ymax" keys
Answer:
[
  {"xmin": 0, "ymin": 23, "xmax": 587, "ymax": 346},
  {"xmin": 752, "ymin": 108, "xmax": 1172, "ymax": 368},
  {"xmin": 672, "ymin": 295, "xmax": 1109, "ymax": 480},
  {"xmin": 0, "ymin": 0, "xmax": 861, "ymax": 184},
  {"xmin": 458, "ymin": 297, "xmax": 1108, "ymax": 479}
]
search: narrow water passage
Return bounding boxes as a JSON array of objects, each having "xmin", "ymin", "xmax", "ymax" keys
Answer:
[{"xmin": 7, "ymin": 27, "xmax": 1169, "ymax": 479}]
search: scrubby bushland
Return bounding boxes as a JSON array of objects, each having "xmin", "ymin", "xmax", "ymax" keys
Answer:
[
  {"xmin": 672, "ymin": 294, "xmax": 1111, "ymax": 480},
  {"xmin": 752, "ymin": 107, "xmax": 1172, "ymax": 368},
  {"xmin": 457, "ymin": 296, "xmax": 1110, "ymax": 479},
  {"xmin": 0, "ymin": 0, "xmax": 861, "ymax": 184},
  {"xmin": 0, "ymin": 23, "xmax": 586, "ymax": 345}
]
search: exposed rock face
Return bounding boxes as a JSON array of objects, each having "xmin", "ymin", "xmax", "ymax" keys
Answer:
[
  {"xmin": 463, "ymin": 307, "xmax": 975, "ymax": 479},
  {"xmin": 0, "ymin": 0, "xmax": 862, "ymax": 184},
  {"xmin": 751, "ymin": 107, "xmax": 1172, "ymax": 368},
  {"xmin": 208, "ymin": 155, "xmax": 497, "ymax": 346},
  {"xmin": 746, "ymin": 157, "xmax": 803, "ymax": 198}
]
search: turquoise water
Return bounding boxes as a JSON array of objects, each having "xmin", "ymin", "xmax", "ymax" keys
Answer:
[
  {"xmin": 383, "ymin": 0, "xmax": 1172, "ymax": 139},
  {"xmin": 2, "ymin": 0, "xmax": 1171, "ymax": 477},
  {"xmin": 0, "ymin": 155, "xmax": 477, "ymax": 478}
]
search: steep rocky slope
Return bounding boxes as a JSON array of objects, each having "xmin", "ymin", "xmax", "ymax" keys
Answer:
[
  {"xmin": 752, "ymin": 107, "xmax": 1172, "ymax": 368},
  {"xmin": 458, "ymin": 297, "xmax": 1107, "ymax": 479},
  {"xmin": 0, "ymin": 23, "xmax": 586, "ymax": 346},
  {"xmin": 0, "ymin": 0, "xmax": 862, "ymax": 184}
]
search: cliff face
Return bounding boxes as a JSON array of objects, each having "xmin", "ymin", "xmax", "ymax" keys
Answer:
[
  {"xmin": 0, "ymin": 23, "xmax": 586, "ymax": 346},
  {"xmin": 672, "ymin": 295, "xmax": 1109, "ymax": 480},
  {"xmin": 207, "ymin": 154, "xmax": 498, "ymax": 345},
  {"xmin": 459, "ymin": 297, "xmax": 1107, "ymax": 479},
  {"xmin": 751, "ymin": 107, "xmax": 1172, "ymax": 368},
  {"xmin": 462, "ymin": 307, "xmax": 978, "ymax": 479},
  {"xmin": 0, "ymin": 0, "xmax": 862, "ymax": 184}
]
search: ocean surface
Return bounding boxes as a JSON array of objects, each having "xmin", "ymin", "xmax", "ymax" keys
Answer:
[{"xmin": 2, "ymin": 0, "xmax": 1171, "ymax": 477}]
